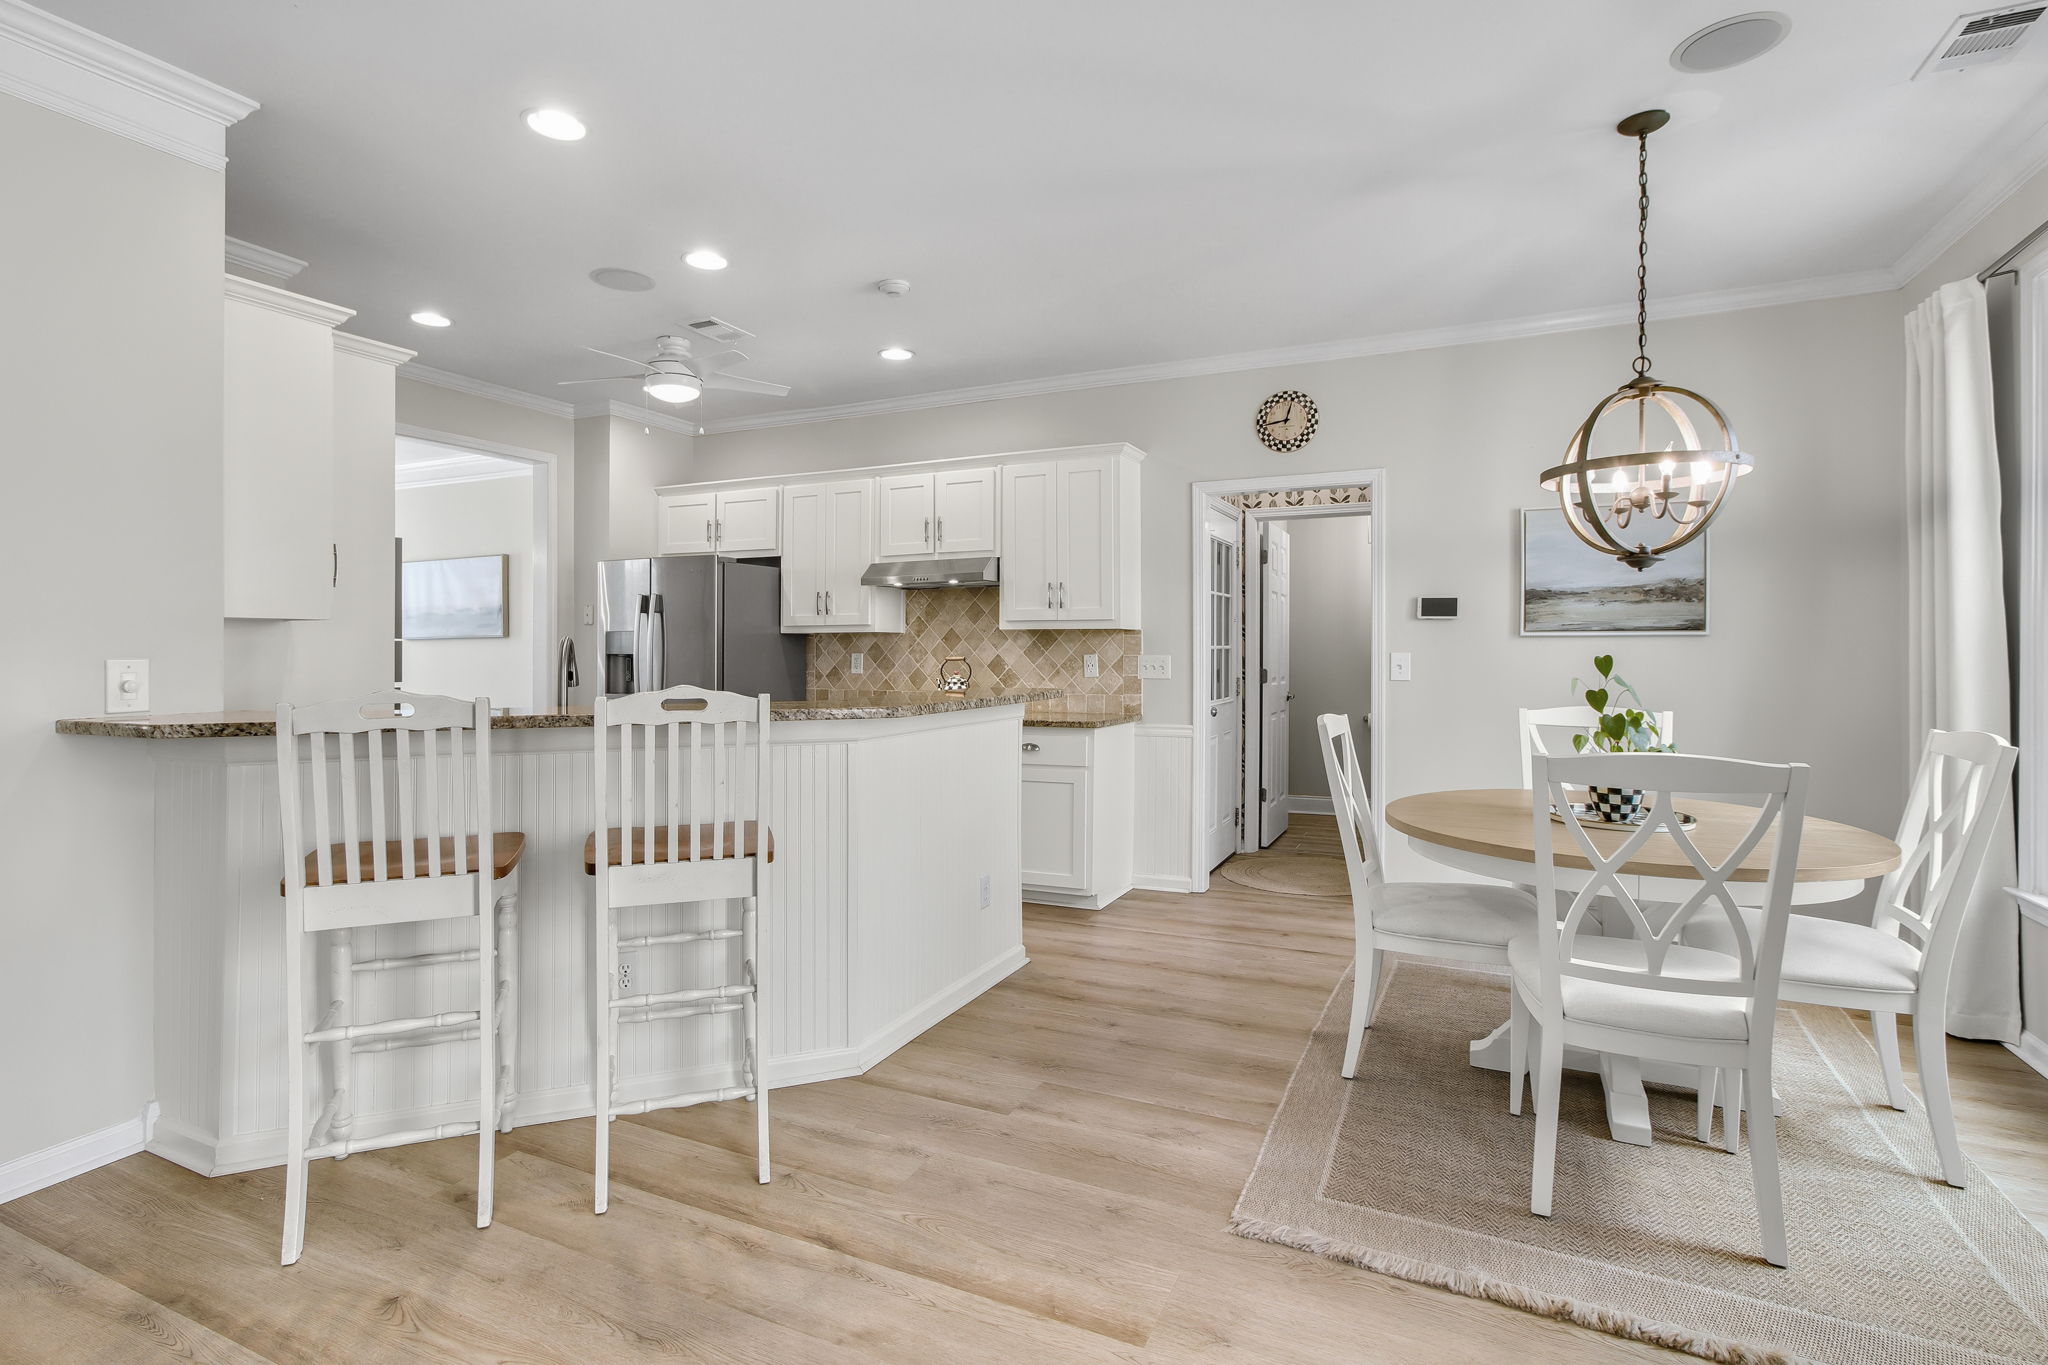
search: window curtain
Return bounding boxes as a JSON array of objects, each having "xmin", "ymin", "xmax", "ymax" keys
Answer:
[{"xmin": 1904, "ymin": 277, "xmax": 2021, "ymax": 1043}]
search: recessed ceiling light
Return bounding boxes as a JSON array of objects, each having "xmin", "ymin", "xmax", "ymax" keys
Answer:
[
  {"xmin": 410, "ymin": 310, "xmax": 452, "ymax": 327},
  {"xmin": 879, "ymin": 346, "xmax": 914, "ymax": 361},
  {"xmin": 684, "ymin": 249, "xmax": 728, "ymax": 271},
  {"xmin": 589, "ymin": 267, "xmax": 655, "ymax": 292},
  {"xmin": 1671, "ymin": 12, "xmax": 1790, "ymax": 73},
  {"xmin": 523, "ymin": 108, "xmax": 586, "ymax": 141}
]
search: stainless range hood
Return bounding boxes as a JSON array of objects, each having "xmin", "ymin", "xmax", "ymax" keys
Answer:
[{"xmin": 860, "ymin": 556, "xmax": 1000, "ymax": 589}]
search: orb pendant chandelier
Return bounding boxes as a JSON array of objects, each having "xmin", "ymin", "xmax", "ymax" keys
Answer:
[{"xmin": 1539, "ymin": 110, "xmax": 1754, "ymax": 571}]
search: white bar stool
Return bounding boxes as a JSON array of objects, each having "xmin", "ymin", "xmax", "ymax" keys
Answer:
[
  {"xmin": 586, "ymin": 684, "xmax": 772, "ymax": 1214},
  {"xmin": 274, "ymin": 690, "xmax": 523, "ymax": 1265}
]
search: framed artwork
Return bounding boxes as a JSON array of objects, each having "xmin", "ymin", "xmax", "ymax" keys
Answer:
[
  {"xmin": 402, "ymin": 554, "xmax": 510, "ymax": 640},
  {"xmin": 1520, "ymin": 507, "xmax": 1707, "ymax": 636}
]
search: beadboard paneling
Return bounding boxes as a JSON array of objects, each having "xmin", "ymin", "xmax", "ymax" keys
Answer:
[{"xmin": 1133, "ymin": 723, "xmax": 1194, "ymax": 891}]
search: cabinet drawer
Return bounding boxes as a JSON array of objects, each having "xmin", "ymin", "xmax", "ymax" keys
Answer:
[{"xmin": 1020, "ymin": 727, "xmax": 1089, "ymax": 766}]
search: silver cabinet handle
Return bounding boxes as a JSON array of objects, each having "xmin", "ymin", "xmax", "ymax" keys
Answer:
[
  {"xmin": 924, "ymin": 517, "xmax": 930, "ymax": 546},
  {"xmin": 705, "ymin": 519, "xmax": 713, "ymax": 544},
  {"xmin": 936, "ymin": 517, "xmax": 943, "ymax": 549},
  {"xmin": 1021, "ymin": 742, "xmax": 1040, "ymax": 752},
  {"xmin": 1058, "ymin": 581, "xmax": 1066, "ymax": 609},
  {"xmin": 717, "ymin": 518, "xmax": 724, "ymax": 543},
  {"xmin": 814, "ymin": 591, "xmax": 822, "ymax": 615},
  {"xmin": 825, "ymin": 589, "xmax": 833, "ymax": 615}
]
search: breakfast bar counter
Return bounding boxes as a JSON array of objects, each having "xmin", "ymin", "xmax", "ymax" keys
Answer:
[{"xmin": 58, "ymin": 693, "xmax": 1044, "ymax": 1175}]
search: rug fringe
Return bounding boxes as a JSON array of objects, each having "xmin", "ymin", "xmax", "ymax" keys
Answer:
[{"xmin": 1228, "ymin": 1213, "xmax": 1802, "ymax": 1365}]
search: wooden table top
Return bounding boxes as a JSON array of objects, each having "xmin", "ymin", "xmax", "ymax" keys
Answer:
[{"xmin": 1384, "ymin": 788, "xmax": 1902, "ymax": 884}]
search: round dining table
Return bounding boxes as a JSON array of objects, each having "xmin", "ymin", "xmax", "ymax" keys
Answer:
[{"xmin": 1384, "ymin": 788, "xmax": 1902, "ymax": 1146}]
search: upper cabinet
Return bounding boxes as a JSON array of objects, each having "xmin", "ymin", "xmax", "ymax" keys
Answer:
[
  {"xmin": 223, "ymin": 276, "xmax": 354, "ymax": 620},
  {"xmin": 657, "ymin": 485, "xmax": 781, "ymax": 555},
  {"xmin": 876, "ymin": 467, "xmax": 999, "ymax": 560},
  {"xmin": 999, "ymin": 452, "xmax": 1141, "ymax": 629},
  {"xmin": 780, "ymin": 479, "xmax": 904, "ymax": 633}
]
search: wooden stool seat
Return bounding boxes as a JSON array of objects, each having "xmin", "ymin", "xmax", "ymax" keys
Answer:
[
  {"xmin": 582, "ymin": 823, "xmax": 771, "ymax": 873},
  {"xmin": 297, "ymin": 832, "xmax": 526, "ymax": 888}
]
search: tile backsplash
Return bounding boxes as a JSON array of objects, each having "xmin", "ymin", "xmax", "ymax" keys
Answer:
[{"xmin": 806, "ymin": 587, "xmax": 1141, "ymax": 699}]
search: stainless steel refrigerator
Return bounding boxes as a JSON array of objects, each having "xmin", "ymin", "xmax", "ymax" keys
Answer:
[{"xmin": 597, "ymin": 556, "xmax": 806, "ymax": 699}]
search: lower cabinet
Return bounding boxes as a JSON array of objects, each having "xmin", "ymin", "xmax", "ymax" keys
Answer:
[{"xmin": 1020, "ymin": 723, "xmax": 1135, "ymax": 909}]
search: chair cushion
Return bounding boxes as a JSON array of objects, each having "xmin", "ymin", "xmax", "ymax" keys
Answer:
[
  {"xmin": 584, "ymin": 822, "xmax": 773, "ymax": 873},
  {"xmin": 1508, "ymin": 932, "xmax": 1750, "ymax": 1041},
  {"xmin": 1371, "ymin": 881, "xmax": 1536, "ymax": 948},
  {"xmin": 1689, "ymin": 911, "xmax": 1921, "ymax": 997},
  {"xmin": 295, "ymin": 832, "xmax": 525, "ymax": 890}
]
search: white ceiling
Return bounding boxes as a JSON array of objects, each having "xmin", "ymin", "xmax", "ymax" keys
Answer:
[{"xmin": 44, "ymin": 1, "xmax": 2048, "ymax": 428}]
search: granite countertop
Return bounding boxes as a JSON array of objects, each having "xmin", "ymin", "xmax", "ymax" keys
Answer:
[
  {"xmin": 55, "ymin": 689, "xmax": 1070, "ymax": 739},
  {"xmin": 1022, "ymin": 695, "xmax": 1143, "ymax": 729}
]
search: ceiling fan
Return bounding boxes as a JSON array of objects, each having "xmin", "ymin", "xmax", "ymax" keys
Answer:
[{"xmin": 557, "ymin": 332, "xmax": 791, "ymax": 405}]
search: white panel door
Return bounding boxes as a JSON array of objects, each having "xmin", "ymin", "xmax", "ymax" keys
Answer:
[
  {"xmin": 1201, "ymin": 502, "xmax": 1243, "ymax": 870},
  {"xmin": 1021, "ymin": 765, "xmax": 1088, "ymax": 890},
  {"xmin": 823, "ymin": 480, "xmax": 877, "ymax": 625},
  {"xmin": 1054, "ymin": 455, "xmax": 1114, "ymax": 620},
  {"xmin": 657, "ymin": 491, "xmax": 717, "ymax": 555},
  {"xmin": 715, "ymin": 486, "xmax": 781, "ymax": 554},
  {"xmin": 999, "ymin": 462, "xmax": 1058, "ymax": 623},
  {"xmin": 1259, "ymin": 523, "xmax": 1292, "ymax": 846},
  {"xmin": 779, "ymin": 483, "xmax": 828, "ymax": 627},
  {"xmin": 876, "ymin": 474, "xmax": 935, "ymax": 559},
  {"xmin": 932, "ymin": 466, "xmax": 999, "ymax": 555}
]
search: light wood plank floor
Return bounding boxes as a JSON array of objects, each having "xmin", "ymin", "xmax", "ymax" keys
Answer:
[{"xmin": 4, "ymin": 817, "xmax": 2044, "ymax": 1363}]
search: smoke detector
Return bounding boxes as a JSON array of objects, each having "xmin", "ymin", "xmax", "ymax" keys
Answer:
[
  {"xmin": 1671, "ymin": 12, "xmax": 1790, "ymax": 73},
  {"xmin": 875, "ymin": 278, "xmax": 911, "ymax": 297},
  {"xmin": 686, "ymin": 317, "xmax": 754, "ymax": 345},
  {"xmin": 1916, "ymin": 5, "xmax": 2045, "ymax": 77}
]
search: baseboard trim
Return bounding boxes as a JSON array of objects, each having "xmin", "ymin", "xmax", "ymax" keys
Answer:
[
  {"xmin": 2009, "ymin": 1030, "xmax": 2048, "ymax": 1082},
  {"xmin": 1285, "ymin": 795, "xmax": 1334, "ymax": 816},
  {"xmin": 2, "ymin": 1102, "xmax": 157, "ymax": 1202},
  {"xmin": 1025, "ymin": 885, "xmax": 1135, "ymax": 910},
  {"xmin": 1133, "ymin": 874, "xmax": 1193, "ymax": 893},
  {"xmin": 855, "ymin": 946, "xmax": 1029, "ymax": 1072}
]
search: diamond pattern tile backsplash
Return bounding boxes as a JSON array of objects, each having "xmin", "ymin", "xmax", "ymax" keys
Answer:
[{"xmin": 806, "ymin": 587, "xmax": 1142, "ymax": 698}]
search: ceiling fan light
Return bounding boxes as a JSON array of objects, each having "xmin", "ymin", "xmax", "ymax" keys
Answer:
[{"xmin": 644, "ymin": 376, "xmax": 701, "ymax": 404}]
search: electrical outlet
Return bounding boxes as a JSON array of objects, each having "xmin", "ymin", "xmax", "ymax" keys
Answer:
[
  {"xmin": 1082, "ymin": 653, "xmax": 1099, "ymax": 678},
  {"xmin": 617, "ymin": 959, "xmax": 633, "ymax": 994},
  {"xmin": 1390, "ymin": 652, "xmax": 1413, "ymax": 681},
  {"xmin": 582, "ymin": 604, "xmax": 594, "ymax": 626},
  {"xmin": 105, "ymin": 658, "xmax": 148, "ymax": 713},
  {"xmin": 851, "ymin": 651, "xmax": 866, "ymax": 675},
  {"xmin": 979, "ymin": 873, "xmax": 992, "ymax": 908},
  {"xmin": 1135, "ymin": 654, "xmax": 1171, "ymax": 679}
]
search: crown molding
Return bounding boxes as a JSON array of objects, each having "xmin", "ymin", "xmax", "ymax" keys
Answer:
[
  {"xmin": 0, "ymin": 0, "xmax": 255, "ymax": 171},
  {"xmin": 398, "ymin": 363, "xmax": 575, "ymax": 420},
  {"xmin": 225, "ymin": 236, "xmax": 306, "ymax": 284},
  {"xmin": 1889, "ymin": 96, "xmax": 2048, "ymax": 289},
  {"xmin": 578, "ymin": 397, "xmax": 700, "ymax": 437},
  {"xmin": 332, "ymin": 331, "xmax": 416, "ymax": 366},
  {"xmin": 396, "ymin": 450, "xmax": 533, "ymax": 489},
  {"xmin": 696, "ymin": 266, "xmax": 1898, "ymax": 435},
  {"xmin": 223, "ymin": 273, "xmax": 353, "ymax": 328}
]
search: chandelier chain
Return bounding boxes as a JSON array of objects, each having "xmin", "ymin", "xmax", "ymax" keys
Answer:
[{"xmin": 1634, "ymin": 129, "xmax": 1651, "ymax": 378}]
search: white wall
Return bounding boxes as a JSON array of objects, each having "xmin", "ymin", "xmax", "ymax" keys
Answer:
[
  {"xmin": 1279, "ymin": 515, "xmax": 1371, "ymax": 801},
  {"xmin": 694, "ymin": 290, "xmax": 1908, "ymax": 880},
  {"xmin": 0, "ymin": 94, "xmax": 227, "ymax": 1166},
  {"xmin": 397, "ymin": 472, "xmax": 537, "ymax": 709},
  {"xmin": 572, "ymin": 416, "xmax": 694, "ymax": 698}
]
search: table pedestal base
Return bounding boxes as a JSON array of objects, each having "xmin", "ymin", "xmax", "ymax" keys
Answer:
[{"xmin": 1470, "ymin": 1024, "xmax": 1782, "ymax": 1146}]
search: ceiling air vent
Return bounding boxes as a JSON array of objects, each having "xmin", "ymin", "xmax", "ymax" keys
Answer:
[
  {"xmin": 687, "ymin": 317, "xmax": 755, "ymax": 345},
  {"xmin": 1916, "ymin": 5, "xmax": 2045, "ymax": 76}
]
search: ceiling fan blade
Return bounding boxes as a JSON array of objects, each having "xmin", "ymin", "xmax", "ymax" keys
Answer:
[
  {"xmin": 700, "ymin": 372, "xmax": 791, "ymax": 397},
  {"xmin": 695, "ymin": 348, "xmax": 748, "ymax": 370},
  {"xmin": 555, "ymin": 374, "xmax": 645, "ymax": 385},
  {"xmin": 583, "ymin": 346, "xmax": 651, "ymax": 366}
]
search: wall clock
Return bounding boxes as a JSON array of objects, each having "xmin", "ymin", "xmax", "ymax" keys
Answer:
[{"xmin": 1255, "ymin": 390, "xmax": 1318, "ymax": 453}]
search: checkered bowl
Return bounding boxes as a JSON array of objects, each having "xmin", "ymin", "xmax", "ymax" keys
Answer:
[{"xmin": 1587, "ymin": 786, "xmax": 1646, "ymax": 823}]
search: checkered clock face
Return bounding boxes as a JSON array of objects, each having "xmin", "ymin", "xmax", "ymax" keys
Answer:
[{"xmin": 1256, "ymin": 390, "xmax": 1318, "ymax": 452}]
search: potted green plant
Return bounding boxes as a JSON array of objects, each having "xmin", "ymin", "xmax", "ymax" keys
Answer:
[{"xmin": 1569, "ymin": 653, "xmax": 1672, "ymax": 823}]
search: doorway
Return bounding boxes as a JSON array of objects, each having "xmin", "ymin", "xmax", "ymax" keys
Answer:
[{"xmin": 1199, "ymin": 498, "xmax": 1244, "ymax": 872}]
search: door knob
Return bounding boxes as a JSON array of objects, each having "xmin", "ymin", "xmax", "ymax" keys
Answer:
[{"xmin": 1210, "ymin": 706, "xmax": 1219, "ymax": 717}]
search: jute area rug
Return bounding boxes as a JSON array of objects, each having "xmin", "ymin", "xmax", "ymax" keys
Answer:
[
  {"xmin": 1232, "ymin": 959, "xmax": 2048, "ymax": 1364},
  {"xmin": 1217, "ymin": 853, "xmax": 1350, "ymax": 899}
]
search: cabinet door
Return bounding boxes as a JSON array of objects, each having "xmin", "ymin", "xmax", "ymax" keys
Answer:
[
  {"xmin": 875, "ymin": 474, "xmax": 935, "ymax": 560},
  {"xmin": 657, "ymin": 492, "xmax": 717, "ymax": 555},
  {"xmin": 779, "ymin": 484, "xmax": 828, "ymax": 627},
  {"xmin": 715, "ymin": 486, "xmax": 781, "ymax": 554},
  {"xmin": 1021, "ymin": 764, "xmax": 1089, "ymax": 891},
  {"xmin": 932, "ymin": 466, "xmax": 998, "ymax": 555},
  {"xmin": 999, "ymin": 462, "xmax": 1058, "ymax": 623},
  {"xmin": 1054, "ymin": 455, "xmax": 1116, "ymax": 621},
  {"xmin": 823, "ymin": 480, "xmax": 878, "ymax": 625}
]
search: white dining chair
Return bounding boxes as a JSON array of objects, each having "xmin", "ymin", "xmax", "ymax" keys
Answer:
[
  {"xmin": 1512, "ymin": 751, "xmax": 1808, "ymax": 1267},
  {"xmin": 1518, "ymin": 704, "xmax": 1676, "ymax": 790},
  {"xmin": 1689, "ymin": 729, "xmax": 2016, "ymax": 1188},
  {"xmin": 1317, "ymin": 713, "xmax": 1537, "ymax": 1080},
  {"xmin": 274, "ymin": 690, "xmax": 523, "ymax": 1266},
  {"xmin": 586, "ymin": 684, "xmax": 773, "ymax": 1214}
]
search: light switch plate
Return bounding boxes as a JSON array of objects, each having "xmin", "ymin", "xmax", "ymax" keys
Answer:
[
  {"xmin": 1390, "ymin": 652, "xmax": 1412, "ymax": 682},
  {"xmin": 1082, "ymin": 653, "xmax": 1100, "ymax": 678},
  {"xmin": 851, "ymin": 651, "xmax": 866, "ymax": 675},
  {"xmin": 1135, "ymin": 654, "xmax": 1171, "ymax": 679},
  {"xmin": 105, "ymin": 658, "xmax": 149, "ymax": 713}
]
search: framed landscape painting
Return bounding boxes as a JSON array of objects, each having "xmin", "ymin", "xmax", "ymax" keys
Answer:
[
  {"xmin": 1520, "ymin": 507, "xmax": 1707, "ymax": 636},
  {"xmin": 402, "ymin": 554, "xmax": 510, "ymax": 640}
]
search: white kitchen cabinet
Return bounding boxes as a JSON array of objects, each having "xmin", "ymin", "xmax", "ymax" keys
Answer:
[
  {"xmin": 877, "ymin": 467, "xmax": 999, "ymax": 560},
  {"xmin": 998, "ymin": 451, "xmax": 1141, "ymax": 629},
  {"xmin": 223, "ymin": 275, "xmax": 353, "ymax": 620},
  {"xmin": 1020, "ymin": 724, "xmax": 1135, "ymax": 909},
  {"xmin": 781, "ymin": 479, "xmax": 905, "ymax": 633},
  {"xmin": 657, "ymin": 485, "xmax": 781, "ymax": 555}
]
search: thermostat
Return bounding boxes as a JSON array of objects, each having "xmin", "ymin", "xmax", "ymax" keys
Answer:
[{"xmin": 1416, "ymin": 597, "xmax": 1458, "ymax": 620}]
